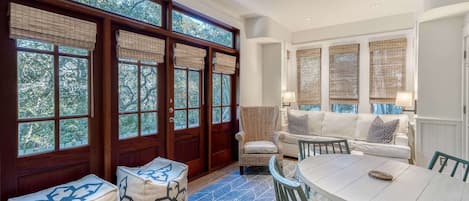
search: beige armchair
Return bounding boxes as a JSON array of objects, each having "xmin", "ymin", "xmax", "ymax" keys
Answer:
[{"xmin": 235, "ymin": 106, "xmax": 283, "ymax": 175}]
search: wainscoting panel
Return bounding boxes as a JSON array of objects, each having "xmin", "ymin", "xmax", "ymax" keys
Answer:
[{"xmin": 416, "ymin": 117, "xmax": 464, "ymax": 167}]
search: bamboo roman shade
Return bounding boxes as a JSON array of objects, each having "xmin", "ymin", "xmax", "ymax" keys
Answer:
[
  {"xmin": 117, "ymin": 30, "xmax": 165, "ymax": 63},
  {"xmin": 329, "ymin": 44, "xmax": 359, "ymax": 104},
  {"xmin": 369, "ymin": 38, "xmax": 407, "ymax": 103},
  {"xmin": 9, "ymin": 3, "xmax": 97, "ymax": 50},
  {"xmin": 213, "ymin": 52, "xmax": 236, "ymax": 74},
  {"xmin": 296, "ymin": 48, "xmax": 321, "ymax": 105},
  {"xmin": 174, "ymin": 43, "xmax": 206, "ymax": 70}
]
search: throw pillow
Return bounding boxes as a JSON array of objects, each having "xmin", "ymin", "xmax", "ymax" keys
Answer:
[
  {"xmin": 367, "ymin": 116, "xmax": 399, "ymax": 144},
  {"xmin": 288, "ymin": 111, "xmax": 309, "ymax": 135}
]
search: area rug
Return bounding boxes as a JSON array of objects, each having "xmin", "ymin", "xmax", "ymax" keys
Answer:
[{"xmin": 189, "ymin": 159, "xmax": 297, "ymax": 201}]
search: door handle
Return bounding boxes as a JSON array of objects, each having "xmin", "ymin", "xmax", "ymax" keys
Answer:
[{"xmin": 169, "ymin": 117, "xmax": 174, "ymax": 123}]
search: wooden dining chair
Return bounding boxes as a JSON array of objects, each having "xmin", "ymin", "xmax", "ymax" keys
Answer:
[
  {"xmin": 298, "ymin": 139, "xmax": 351, "ymax": 161},
  {"xmin": 298, "ymin": 139, "xmax": 350, "ymax": 199},
  {"xmin": 428, "ymin": 151, "xmax": 469, "ymax": 182},
  {"xmin": 269, "ymin": 156, "xmax": 308, "ymax": 201}
]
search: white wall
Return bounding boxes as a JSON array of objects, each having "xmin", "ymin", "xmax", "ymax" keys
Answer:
[
  {"xmin": 242, "ymin": 15, "xmax": 292, "ymax": 107},
  {"xmin": 415, "ymin": 16, "xmax": 465, "ymax": 166},
  {"xmin": 245, "ymin": 16, "xmax": 292, "ymax": 42},
  {"xmin": 292, "ymin": 13, "xmax": 415, "ymax": 44},
  {"xmin": 175, "ymin": 0, "xmax": 269, "ymax": 107},
  {"xmin": 418, "ymin": 17, "xmax": 463, "ymax": 119},
  {"xmin": 240, "ymin": 33, "xmax": 264, "ymax": 106},
  {"xmin": 423, "ymin": 0, "xmax": 469, "ymax": 11},
  {"xmin": 262, "ymin": 43, "xmax": 283, "ymax": 106},
  {"xmin": 290, "ymin": 30, "xmax": 415, "ymax": 113}
]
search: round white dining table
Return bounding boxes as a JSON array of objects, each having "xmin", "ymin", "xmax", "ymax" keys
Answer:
[{"xmin": 296, "ymin": 154, "xmax": 469, "ymax": 201}]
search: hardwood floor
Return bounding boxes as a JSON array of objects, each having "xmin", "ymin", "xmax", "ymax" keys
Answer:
[
  {"xmin": 188, "ymin": 157, "xmax": 298, "ymax": 195},
  {"xmin": 188, "ymin": 161, "xmax": 239, "ymax": 195}
]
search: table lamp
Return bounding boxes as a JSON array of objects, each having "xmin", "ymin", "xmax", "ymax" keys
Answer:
[
  {"xmin": 395, "ymin": 91, "xmax": 416, "ymax": 113},
  {"xmin": 282, "ymin": 91, "xmax": 296, "ymax": 107}
]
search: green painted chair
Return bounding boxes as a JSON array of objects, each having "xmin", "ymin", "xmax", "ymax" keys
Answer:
[
  {"xmin": 298, "ymin": 139, "xmax": 351, "ymax": 161},
  {"xmin": 428, "ymin": 151, "xmax": 469, "ymax": 182},
  {"xmin": 269, "ymin": 156, "xmax": 308, "ymax": 201},
  {"xmin": 297, "ymin": 139, "xmax": 350, "ymax": 198}
]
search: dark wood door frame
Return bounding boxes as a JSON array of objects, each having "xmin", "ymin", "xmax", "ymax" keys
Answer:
[
  {"xmin": 168, "ymin": 39, "xmax": 209, "ymax": 178},
  {"xmin": 0, "ymin": 0, "xmax": 240, "ymax": 199}
]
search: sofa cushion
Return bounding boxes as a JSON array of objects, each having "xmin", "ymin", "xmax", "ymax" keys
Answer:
[
  {"xmin": 244, "ymin": 141, "xmax": 278, "ymax": 154},
  {"xmin": 355, "ymin": 113, "xmax": 377, "ymax": 140},
  {"xmin": 349, "ymin": 140, "xmax": 410, "ymax": 159},
  {"xmin": 380, "ymin": 114, "xmax": 409, "ymax": 134},
  {"xmin": 367, "ymin": 117, "xmax": 399, "ymax": 144},
  {"xmin": 322, "ymin": 112, "xmax": 357, "ymax": 139},
  {"xmin": 282, "ymin": 133, "xmax": 339, "ymax": 144},
  {"xmin": 287, "ymin": 111, "xmax": 309, "ymax": 135},
  {"xmin": 289, "ymin": 110, "xmax": 324, "ymax": 135},
  {"xmin": 307, "ymin": 111, "xmax": 324, "ymax": 135}
]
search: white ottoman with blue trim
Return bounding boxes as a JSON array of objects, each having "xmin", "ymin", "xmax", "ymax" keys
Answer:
[
  {"xmin": 8, "ymin": 174, "xmax": 118, "ymax": 201},
  {"xmin": 117, "ymin": 157, "xmax": 188, "ymax": 201}
]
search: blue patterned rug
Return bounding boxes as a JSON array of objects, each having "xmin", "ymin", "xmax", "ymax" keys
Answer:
[{"xmin": 189, "ymin": 160, "xmax": 297, "ymax": 201}]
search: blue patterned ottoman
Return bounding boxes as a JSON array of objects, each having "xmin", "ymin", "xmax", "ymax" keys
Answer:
[
  {"xmin": 8, "ymin": 174, "xmax": 118, "ymax": 201},
  {"xmin": 117, "ymin": 157, "xmax": 188, "ymax": 201}
]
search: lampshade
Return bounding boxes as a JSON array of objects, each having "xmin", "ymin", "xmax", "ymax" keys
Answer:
[
  {"xmin": 282, "ymin": 91, "xmax": 296, "ymax": 103},
  {"xmin": 395, "ymin": 91, "xmax": 413, "ymax": 107}
]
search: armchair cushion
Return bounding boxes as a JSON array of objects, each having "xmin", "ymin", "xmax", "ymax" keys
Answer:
[{"xmin": 244, "ymin": 141, "xmax": 278, "ymax": 154}]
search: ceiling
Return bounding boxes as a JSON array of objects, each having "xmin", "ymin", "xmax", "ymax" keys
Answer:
[{"xmin": 211, "ymin": 0, "xmax": 419, "ymax": 32}]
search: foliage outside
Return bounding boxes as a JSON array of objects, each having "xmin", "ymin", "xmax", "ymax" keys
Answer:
[
  {"xmin": 118, "ymin": 61, "xmax": 158, "ymax": 139},
  {"xmin": 17, "ymin": 39, "xmax": 89, "ymax": 156},
  {"xmin": 73, "ymin": 0, "xmax": 162, "ymax": 26},
  {"xmin": 173, "ymin": 10, "xmax": 233, "ymax": 48}
]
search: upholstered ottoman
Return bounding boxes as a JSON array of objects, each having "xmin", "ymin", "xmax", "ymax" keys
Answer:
[
  {"xmin": 8, "ymin": 174, "xmax": 118, "ymax": 201},
  {"xmin": 117, "ymin": 157, "xmax": 188, "ymax": 201}
]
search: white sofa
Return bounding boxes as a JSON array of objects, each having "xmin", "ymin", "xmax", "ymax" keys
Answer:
[{"xmin": 278, "ymin": 110, "xmax": 412, "ymax": 163}]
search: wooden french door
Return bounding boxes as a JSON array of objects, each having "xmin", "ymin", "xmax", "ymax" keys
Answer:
[
  {"xmin": 169, "ymin": 43, "xmax": 207, "ymax": 178},
  {"xmin": 210, "ymin": 72, "xmax": 237, "ymax": 169},
  {"xmin": 110, "ymin": 26, "xmax": 166, "ymax": 178}
]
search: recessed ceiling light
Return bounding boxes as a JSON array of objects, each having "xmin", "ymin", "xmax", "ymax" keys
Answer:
[{"xmin": 305, "ymin": 17, "xmax": 312, "ymax": 21}]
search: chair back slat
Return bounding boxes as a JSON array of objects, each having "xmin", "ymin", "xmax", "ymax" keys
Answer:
[
  {"xmin": 240, "ymin": 106, "xmax": 279, "ymax": 142},
  {"xmin": 298, "ymin": 139, "xmax": 351, "ymax": 161},
  {"xmin": 438, "ymin": 158, "xmax": 449, "ymax": 173},
  {"xmin": 269, "ymin": 156, "xmax": 307, "ymax": 201},
  {"xmin": 451, "ymin": 161, "xmax": 460, "ymax": 177},
  {"xmin": 464, "ymin": 166, "xmax": 469, "ymax": 182},
  {"xmin": 428, "ymin": 151, "xmax": 469, "ymax": 182}
]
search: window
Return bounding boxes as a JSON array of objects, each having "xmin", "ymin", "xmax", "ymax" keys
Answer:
[
  {"xmin": 331, "ymin": 104, "xmax": 358, "ymax": 113},
  {"xmin": 329, "ymin": 44, "xmax": 359, "ymax": 113},
  {"xmin": 118, "ymin": 59, "xmax": 158, "ymax": 139},
  {"xmin": 17, "ymin": 39, "xmax": 90, "ymax": 156},
  {"xmin": 172, "ymin": 10, "xmax": 233, "ymax": 48},
  {"xmin": 72, "ymin": 0, "xmax": 162, "ymax": 26},
  {"xmin": 212, "ymin": 73, "xmax": 232, "ymax": 124},
  {"xmin": 372, "ymin": 104, "xmax": 402, "ymax": 115},
  {"xmin": 296, "ymin": 48, "xmax": 321, "ymax": 107},
  {"xmin": 369, "ymin": 38, "xmax": 407, "ymax": 104},
  {"xmin": 174, "ymin": 69, "xmax": 201, "ymax": 129},
  {"xmin": 173, "ymin": 44, "xmax": 205, "ymax": 130},
  {"xmin": 299, "ymin": 105, "xmax": 320, "ymax": 111}
]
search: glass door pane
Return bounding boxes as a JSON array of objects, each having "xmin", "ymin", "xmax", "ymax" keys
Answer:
[{"xmin": 174, "ymin": 68, "xmax": 201, "ymax": 130}]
